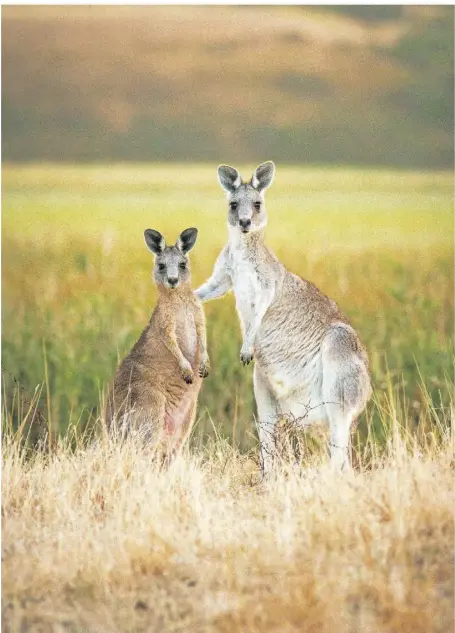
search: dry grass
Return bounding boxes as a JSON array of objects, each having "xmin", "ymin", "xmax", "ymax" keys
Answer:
[{"xmin": 2, "ymin": 402, "xmax": 454, "ymax": 633}]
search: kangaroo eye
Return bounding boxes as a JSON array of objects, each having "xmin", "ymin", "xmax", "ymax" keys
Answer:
[
  {"xmin": 179, "ymin": 262, "xmax": 187, "ymax": 270},
  {"xmin": 254, "ymin": 201, "xmax": 261, "ymax": 211},
  {"xmin": 158, "ymin": 263, "xmax": 166, "ymax": 272},
  {"xmin": 230, "ymin": 201, "xmax": 238, "ymax": 211}
]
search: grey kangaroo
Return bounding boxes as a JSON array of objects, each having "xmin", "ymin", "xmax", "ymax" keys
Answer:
[{"xmin": 196, "ymin": 162, "xmax": 371, "ymax": 475}]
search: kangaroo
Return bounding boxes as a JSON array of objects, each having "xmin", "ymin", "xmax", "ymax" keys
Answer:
[
  {"xmin": 106, "ymin": 227, "xmax": 210, "ymax": 457},
  {"xmin": 196, "ymin": 162, "xmax": 371, "ymax": 475}
]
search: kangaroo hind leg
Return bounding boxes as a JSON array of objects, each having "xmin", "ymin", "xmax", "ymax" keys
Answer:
[
  {"xmin": 254, "ymin": 366, "xmax": 280, "ymax": 479},
  {"xmin": 173, "ymin": 395, "xmax": 198, "ymax": 456},
  {"xmin": 322, "ymin": 324, "xmax": 371, "ymax": 472}
]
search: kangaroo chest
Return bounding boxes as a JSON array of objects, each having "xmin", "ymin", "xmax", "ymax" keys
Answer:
[{"xmin": 228, "ymin": 250, "xmax": 264, "ymax": 334}]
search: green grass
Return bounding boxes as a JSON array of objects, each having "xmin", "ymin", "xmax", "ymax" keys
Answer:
[{"xmin": 2, "ymin": 164, "xmax": 453, "ymax": 447}]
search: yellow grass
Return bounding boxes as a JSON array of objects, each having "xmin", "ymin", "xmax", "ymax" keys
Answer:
[{"xmin": 2, "ymin": 418, "xmax": 453, "ymax": 633}]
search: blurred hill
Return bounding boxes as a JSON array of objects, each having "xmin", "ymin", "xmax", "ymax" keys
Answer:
[{"xmin": 2, "ymin": 5, "xmax": 453, "ymax": 167}]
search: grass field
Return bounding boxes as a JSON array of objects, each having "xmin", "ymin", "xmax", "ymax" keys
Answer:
[
  {"xmin": 2, "ymin": 165, "xmax": 453, "ymax": 442},
  {"xmin": 2, "ymin": 164, "xmax": 454, "ymax": 632}
]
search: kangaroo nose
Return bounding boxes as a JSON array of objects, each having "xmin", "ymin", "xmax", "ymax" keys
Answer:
[
  {"xmin": 239, "ymin": 218, "xmax": 251, "ymax": 230},
  {"xmin": 168, "ymin": 277, "xmax": 178, "ymax": 287}
]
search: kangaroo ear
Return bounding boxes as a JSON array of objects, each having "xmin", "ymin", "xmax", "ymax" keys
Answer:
[
  {"xmin": 252, "ymin": 161, "xmax": 275, "ymax": 192},
  {"xmin": 176, "ymin": 227, "xmax": 198, "ymax": 254},
  {"xmin": 144, "ymin": 229, "xmax": 165, "ymax": 255},
  {"xmin": 218, "ymin": 165, "xmax": 241, "ymax": 193}
]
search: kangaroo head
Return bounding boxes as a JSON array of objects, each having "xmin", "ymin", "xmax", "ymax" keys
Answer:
[
  {"xmin": 217, "ymin": 161, "xmax": 275, "ymax": 235},
  {"xmin": 144, "ymin": 227, "xmax": 198, "ymax": 291}
]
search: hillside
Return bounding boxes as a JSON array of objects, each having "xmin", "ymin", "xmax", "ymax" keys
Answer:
[{"xmin": 2, "ymin": 6, "xmax": 453, "ymax": 167}]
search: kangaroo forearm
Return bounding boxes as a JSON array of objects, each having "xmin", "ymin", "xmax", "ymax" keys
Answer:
[
  {"xmin": 196, "ymin": 248, "xmax": 232, "ymax": 302},
  {"xmin": 195, "ymin": 310, "xmax": 208, "ymax": 356},
  {"xmin": 162, "ymin": 332, "xmax": 194, "ymax": 383},
  {"xmin": 198, "ymin": 329, "xmax": 208, "ymax": 358},
  {"xmin": 196, "ymin": 277, "xmax": 231, "ymax": 302},
  {"xmin": 243, "ymin": 324, "xmax": 260, "ymax": 352},
  {"xmin": 244, "ymin": 293, "xmax": 274, "ymax": 345},
  {"xmin": 162, "ymin": 334, "xmax": 186, "ymax": 366},
  {"xmin": 194, "ymin": 307, "xmax": 210, "ymax": 377},
  {"xmin": 197, "ymin": 327, "xmax": 207, "ymax": 355},
  {"xmin": 240, "ymin": 295, "xmax": 273, "ymax": 365}
]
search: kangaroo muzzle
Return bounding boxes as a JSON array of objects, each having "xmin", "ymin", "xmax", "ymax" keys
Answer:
[{"xmin": 239, "ymin": 218, "xmax": 251, "ymax": 232}]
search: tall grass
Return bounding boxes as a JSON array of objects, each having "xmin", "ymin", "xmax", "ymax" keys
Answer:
[{"xmin": 2, "ymin": 383, "xmax": 453, "ymax": 633}]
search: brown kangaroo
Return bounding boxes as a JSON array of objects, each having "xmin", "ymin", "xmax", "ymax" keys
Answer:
[{"xmin": 106, "ymin": 227, "xmax": 210, "ymax": 457}]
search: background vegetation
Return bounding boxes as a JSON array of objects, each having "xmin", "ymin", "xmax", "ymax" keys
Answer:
[
  {"xmin": 2, "ymin": 6, "xmax": 453, "ymax": 167},
  {"xmin": 2, "ymin": 164, "xmax": 453, "ymax": 448}
]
